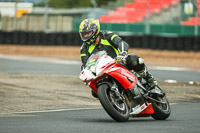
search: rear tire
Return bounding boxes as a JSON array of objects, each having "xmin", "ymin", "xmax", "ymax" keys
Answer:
[
  {"xmin": 148, "ymin": 87, "xmax": 171, "ymax": 120},
  {"xmin": 97, "ymin": 83, "xmax": 129, "ymax": 122}
]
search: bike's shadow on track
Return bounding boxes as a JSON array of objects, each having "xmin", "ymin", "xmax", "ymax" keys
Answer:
[{"xmin": 71, "ymin": 117, "xmax": 171, "ymax": 123}]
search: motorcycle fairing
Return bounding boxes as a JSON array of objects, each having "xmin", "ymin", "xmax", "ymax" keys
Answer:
[
  {"xmin": 88, "ymin": 63, "xmax": 138, "ymax": 93},
  {"xmin": 131, "ymin": 103, "xmax": 154, "ymax": 117},
  {"xmin": 104, "ymin": 63, "xmax": 138, "ymax": 90},
  {"xmin": 79, "ymin": 68, "xmax": 96, "ymax": 82},
  {"xmin": 88, "ymin": 78, "xmax": 98, "ymax": 93}
]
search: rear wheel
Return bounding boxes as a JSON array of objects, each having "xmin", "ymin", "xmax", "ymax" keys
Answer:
[
  {"xmin": 97, "ymin": 83, "xmax": 129, "ymax": 122},
  {"xmin": 148, "ymin": 86, "xmax": 171, "ymax": 120}
]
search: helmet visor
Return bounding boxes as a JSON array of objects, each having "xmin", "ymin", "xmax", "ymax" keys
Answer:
[{"xmin": 80, "ymin": 30, "xmax": 94, "ymax": 42}]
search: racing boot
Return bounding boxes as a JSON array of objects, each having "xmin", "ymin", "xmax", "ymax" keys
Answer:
[
  {"xmin": 130, "ymin": 85, "xmax": 145, "ymax": 107},
  {"xmin": 138, "ymin": 67, "xmax": 158, "ymax": 89}
]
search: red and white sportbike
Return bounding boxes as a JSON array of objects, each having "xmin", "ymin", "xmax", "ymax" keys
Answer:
[{"xmin": 79, "ymin": 51, "xmax": 170, "ymax": 122}]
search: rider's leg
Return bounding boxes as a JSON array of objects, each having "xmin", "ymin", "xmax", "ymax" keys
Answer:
[
  {"xmin": 130, "ymin": 84, "xmax": 145, "ymax": 107},
  {"xmin": 126, "ymin": 54, "xmax": 158, "ymax": 89},
  {"xmin": 137, "ymin": 66, "xmax": 158, "ymax": 89}
]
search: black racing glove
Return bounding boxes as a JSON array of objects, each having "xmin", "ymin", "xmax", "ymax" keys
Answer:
[
  {"xmin": 115, "ymin": 51, "xmax": 128, "ymax": 61},
  {"xmin": 81, "ymin": 65, "xmax": 85, "ymax": 71}
]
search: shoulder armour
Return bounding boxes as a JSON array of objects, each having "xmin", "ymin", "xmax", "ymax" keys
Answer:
[{"xmin": 101, "ymin": 31, "xmax": 115, "ymax": 40}]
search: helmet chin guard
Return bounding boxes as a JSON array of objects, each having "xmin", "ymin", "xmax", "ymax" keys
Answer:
[{"xmin": 85, "ymin": 34, "xmax": 98, "ymax": 45}]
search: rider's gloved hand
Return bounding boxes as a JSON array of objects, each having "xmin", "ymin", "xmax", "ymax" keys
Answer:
[
  {"xmin": 115, "ymin": 51, "xmax": 128, "ymax": 61},
  {"xmin": 81, "ymin": 65, "xmax": 85, "ymax": 71}
]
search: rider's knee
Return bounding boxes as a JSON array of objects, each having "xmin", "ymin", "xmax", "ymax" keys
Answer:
[{"xmin": 126, "ymin": 54, "xmax": 145, "ymax": 72}]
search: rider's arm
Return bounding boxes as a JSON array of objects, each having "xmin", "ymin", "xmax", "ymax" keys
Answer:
[
  {"xmin": 80, "ymin": 43, "xmax": 89, "ymax": 70},
  {"xmin": 106, "ymin": 32, "xmax": 129, "ymax": 54}
]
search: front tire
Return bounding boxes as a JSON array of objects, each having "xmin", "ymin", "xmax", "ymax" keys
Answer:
[{"xmin": 97, "ymin": 83, "xmax": 129, "ymax": 122}]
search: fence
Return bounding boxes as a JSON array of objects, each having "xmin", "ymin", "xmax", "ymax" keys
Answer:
[
  {"xmin": 0, "ymin": 14, "xmax": 73, "ymax": 32},
  {"xmin": 1, "ymin": 16, "xmax": 199, "ymax": 36},
  {"xmin": 0, "ymin": 31, "xmax": 199, "ymax": 51},
  {"xmin": 73, "ymin": 20, "xmax": 200, "ymax": 36},
  {"xmin": 0, "ymin": 18, "xmax": 199, "ymax": 51}
]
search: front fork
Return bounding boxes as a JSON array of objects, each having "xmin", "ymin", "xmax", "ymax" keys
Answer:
[
  {"xmin": 110, "ymin": 78, "xmax": 148, "ymax": 112},
  {"xmin": 110, "ymin": 79, "xmax": 143, "ymax": 106},
  {"xmin": 110, "ymin": 79, "xmax": 124, "ymax": 103}
]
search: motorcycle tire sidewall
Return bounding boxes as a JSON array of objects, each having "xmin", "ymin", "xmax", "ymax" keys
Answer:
[
  {"xmin": 97, "ymin": 83, "xmax": 129, "ymax": 122},
  {"xmin": 148, "ymin": 96, "xmax": 171, "ymax": 120}
]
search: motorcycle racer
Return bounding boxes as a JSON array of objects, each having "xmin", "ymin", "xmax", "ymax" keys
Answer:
[{"xmin": 79, "ymin": 18, "xmax": 157, "ymax": 96}]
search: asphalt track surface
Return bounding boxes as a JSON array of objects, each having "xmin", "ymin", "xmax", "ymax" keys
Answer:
[
  {"xmin": 0, "ymin": 56, "xmax": 200, "ymax": 133},
  {"xmin": 0, "ymin": 56, "xmax": 200, "ymax": 82},
  {"xmin": 0, "ymin": 103, "xmax": 200, "ymax": 133}
]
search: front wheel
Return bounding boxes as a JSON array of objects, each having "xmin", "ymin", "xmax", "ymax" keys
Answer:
[{"xmin": 97, "ymin": 83, "xmax": 129, "ymax": 122}]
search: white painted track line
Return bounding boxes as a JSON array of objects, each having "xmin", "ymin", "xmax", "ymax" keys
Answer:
[
  {"xmin": 0, "ymin": 54, "xmax": 80, "ymax": 65},
  {"xmin": 0, "ymin": 103, "xmax": 177, "ymax": 115}
]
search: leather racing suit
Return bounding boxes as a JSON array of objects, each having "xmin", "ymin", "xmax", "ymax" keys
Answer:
[{"xmin": 80, "ymin": 31, "xmax": 129, "ymax": 69}]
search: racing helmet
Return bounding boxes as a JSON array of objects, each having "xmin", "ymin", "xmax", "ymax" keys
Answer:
[{"xmin": 79, "ymin": 18, "xmax": 100, "ymax": 45}]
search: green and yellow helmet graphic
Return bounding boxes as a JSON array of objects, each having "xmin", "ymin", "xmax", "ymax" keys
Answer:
[{"xmin": 79, "ymin": 18, "xmax": 100, "ymax": 43}]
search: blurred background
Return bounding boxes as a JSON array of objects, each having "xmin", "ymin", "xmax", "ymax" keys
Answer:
[{"xmin": 0, "ymin": 0, "xmax": 199, "ymax": 51}]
